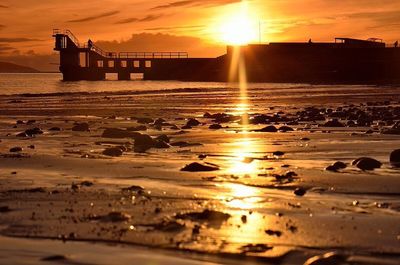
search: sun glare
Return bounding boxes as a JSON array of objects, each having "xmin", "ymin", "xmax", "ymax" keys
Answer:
[{"xmin": 216, "ymin": 2, "xmax": 258, "ymax": 45}]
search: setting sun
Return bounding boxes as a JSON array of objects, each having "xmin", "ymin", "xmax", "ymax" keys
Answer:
[{"xmin": 215, "ymin": 2, "xmax": 259, "ymax": 45}]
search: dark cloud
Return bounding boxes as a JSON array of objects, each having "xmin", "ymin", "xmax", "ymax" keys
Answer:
[
  {"xmin": 144, "ymin": 25, "xmax": 204, "ymax": 31},
  {"xmin": 151, "ymin": 0, "xmax": 241, "ymax": 10},
  {"xmin": 0, "ymin": 37, "xmax": 42, "ymax": 42},
  {"xmin": 0, "ymin": 4, "xmax": 8, "ymax": 8},
  {"xmin": 115, "ymin": 14, "xmax": 164, "ymax": 24},
  {"xmin": 0, "ymin": 24, "xmax": 5, "ymax": 30},
  {"xmin": 0, "ymin": 44, "xmax": 15, "ymax": 53},
  {"xmin": 67, "ymin": 11, "xmax": 119, "ymax": 23}
]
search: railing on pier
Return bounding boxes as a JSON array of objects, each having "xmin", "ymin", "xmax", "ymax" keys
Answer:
[
  {"xmin": 119, "ymin": 52, "xmax": 188, "ymax": 59},
  {"xmin": 53, "ymin": 29, "xmax": 189, "ymax": 59}
]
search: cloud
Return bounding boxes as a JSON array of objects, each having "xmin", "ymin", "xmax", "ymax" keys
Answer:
[
  {"xmin": 144, "ymin": 25, "xmax": 204, "ymax": 31},
  {"xmin": 0, "ymin": 37, "xmax": 42, "ymax": 42},
  {"xmin": 0, "ymin": 24, "xmax": 5, "ymax": 30},
  {"xmin": 0, "ymin": 53, "xmax": 59, "ymax": 72},
  {"xmin": 151, "ymin": 0, "xmax": 241, "ymax": 10},
  {"xmin": 0, "ymin": 44, "xmax": 15, "ymax": 54},
  {"xmin": 67, "ymin": 11, "xmax": 119, "ymax": 23},
  {"xmin": 115, "ymin": 14, "xmax": 164, "ymax": 24},
  {"xmin": 0, "ymin": 4, "xmax": 8, "ymax": 8}
]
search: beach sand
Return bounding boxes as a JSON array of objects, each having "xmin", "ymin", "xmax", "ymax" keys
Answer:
[{"xmin": 0, "ymin": 85, "xmax": 399, "ymax": 264}]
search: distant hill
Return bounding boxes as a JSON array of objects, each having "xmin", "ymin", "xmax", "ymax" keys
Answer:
[{"xmin": 0, "ymin": 61, "xmax": 40, "ymax": 73}]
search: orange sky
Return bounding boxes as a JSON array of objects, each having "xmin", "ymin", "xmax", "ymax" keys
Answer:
[{"xmin": 1, "ymin": 0, "xmax": 400, "ymax": 69}]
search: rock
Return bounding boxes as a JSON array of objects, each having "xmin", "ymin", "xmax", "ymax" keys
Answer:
[
  {"xmin": 101, "ymin": 211, "xmax": 131, "ymax": 222},
  {"xmin": 153, "ymin": 139, "xmax": 171, "ymax": 149},
  {"xmin": 304, "ymin": 252, "xmax": 346, "ymax": 265},
  {"xmin": 102, "ymin": 147, "xmax": 123, "ymax": 157},
  {"xmin": 265, "ymin": 229, "xmax": 282, "ymax": 237},
  {"xmin": 80, "ymin": 181, "xmax": 94, "ymax": 187},
  {"xmin": 175, "ymin": 209, "xmax": 230, "ymax": 224},
  {"xmin": 41, "ymin": 255, "xmax": 68, "ymax": 261},
  {"xmin": 294, "ymin": 187, "xmax": 306, "ymax": 196},
  {"xmin": 170, "ymin": 141, "xmax": 202, "ymax": 147},
  {"xmin": 152, "ymin": 220, "xmax": 186, "ymax": 232},
  {"xmin": 300, "ymin": 137, "xmax": 310, "ymax": 141},
  {"xmin": 352, "ymin": 157, "xmax": 382, "ymax": 170},
  {"xmin": 323, "ymin": 119, "xmax": 345, "ymax": 127},
  {"xmin": 9, "ymin": 147, "xmax": 22, "ymax": 152},
  {"xmin": 26, "ymin": 120, "xmax": 36, "ymax": 125},
  {"xmin": 72, "ymin": 123, "xmax": 89, "ymax": 132},
  {"xmin": 136, "ymin": 117, "xmax": 154, "ymax": 124},
  {"xmin": 49, "ymin": 127, "xmax": 61, "ymax": 131},
  {"xmin": 273, "ymin": 151, "xmax": 285, "ymax": 157},
  {"xmin": 240, "ymin": 244, "xmax": 273, "ymax": 254},
  {"xmin": 390, "ymin": 149, "xmax": 400, "ymax": 167},
  {"xmin": 127, "ymin": 125, "xmax": 147, "ymax": 131},
  {"xmin": 257, "ymin": 125, "xmax": 278, "ymax": 132},
  {"xmin": 278, "ymin": 126, "xmax": 294, "ymax": 132},
  {"xmin": 16, "ymin": 132, "xmax": 29, "ymax": 137},
  {"xmin": 0, "ymin": 206, "xmax": 11, "ymax": 213},
  {"xmin": 102, "ymin": 128, "xmax": 140, "ymax": 138},
  {"xmin": 209, "ymin": 124, "xmax": 222, "ymax": 130},
  {"xmin": 153, "ymin": 118, "xmax": 166, "ymax": 126},
  {"xmin": 134, "ymin": 134, "xmax": 155, "ymax": 152},
  {"xmin": 325, "ymin": 161, "xmax": 347, "ymax": 172},
  {"xmin": 181, "ymin": 162, "xmax": 219, "ymax": 172},
  {"xmin": 156, "ymin": 134, "xmax": 170, "ymax": 143},
  {"xmin": 121, "ymin": 185, "xmax": 144, "ymax": 192},
  {"xmin": 16, "ymin": 120, "xmax": 24, "ymax": 125},
  {"xmin": 24, "ymin": 127, "xmax": 44, "ymax": 136},
  {"xmin": 186, "ymin": 118, "xmax": 201, "ymax": 127}
]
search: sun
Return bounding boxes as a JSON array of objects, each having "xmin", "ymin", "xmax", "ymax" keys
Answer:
[{"xmin": 215, "ymin": 2, "xmax": 258, "ymax": 45}]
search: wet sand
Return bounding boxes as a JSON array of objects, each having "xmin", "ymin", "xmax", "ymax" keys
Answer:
[{"xmin": 0, "ymin": 85, "xmax": 399, "ymax": 264}]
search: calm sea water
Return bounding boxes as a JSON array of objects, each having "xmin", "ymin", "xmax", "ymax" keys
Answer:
[{"xmin": 1, "ymin": 73, "xmax": 399, "ymax": 100}]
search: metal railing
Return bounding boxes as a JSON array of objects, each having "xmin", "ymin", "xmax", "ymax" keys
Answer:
[
  {"xmin": 53, "ymin": 29, "xmax": 189, "ymax": 59},
  {"xmin": 119, "ymin": 52, "xmax": 188, "ymax": 59}
]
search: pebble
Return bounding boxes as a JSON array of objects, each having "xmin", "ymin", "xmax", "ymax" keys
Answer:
[
  {"xmin": 390, "ymin": 149, "xmax": 400, "ymax": 167},
  {"xmin": 181, "ymin": 162, "xmax": 219, "ymax": 172},
  {"xmin": 101, "ymin": 211, "xmax": 131, "ymax": 222},
  {"xmin": 257, "ymin": 125, "xmax": 278, "ymax": 132},
  {"xmin": 102, "ymin": 128, "xmax": 140, "ymax": 138},
  {"xmin": 325, "ymin": 161, "xmax": 347, "ymax": 172},
  {"xmin": 175, "ymin": 209, "xmax": 230, "ymax": 224},
  {"xmin": 102, "ymin": 147, "xmax": 123, "ymax": 157},
  {"xmin": 9, "ymin": 147, "xmax": 22, "ymax": 152},
  {"xmin": 49, "ymin": 127, "xmax": 61, "ymax": 131},
  {"xmin": 294, "ymin": 187, "xmax": 307, "ymax": 196},
  {"xmin": 186, "ymin": 118, "xmax": 201, "ymax": 127},
  {"xmin": 273, "ymin": 151, "xmax": 285, "ymax": 157},
  {"xmin": 265, "ymin": 229, "xmax": 282, "ymax": 237},
  {"xmin": 209, "ymin": 124, "xmax": 222, "ymax": 130},
  {"xmin": 278, "ymin": 126, "xmax": 294, "ymax": 132},
  {"xmin": 352, "ymin": 157, "xmax": 382, "ymax": 170},
  {"xmin": 323, "ymin": 119, "xmax": 345, "ymax": 127},
  {"xmin": 72, "ymin": 123, "xmax": 89, "ymax": 132},
  {"xmin": 25, "ymin": 127, "xmax": 43, "ymax": 136}
]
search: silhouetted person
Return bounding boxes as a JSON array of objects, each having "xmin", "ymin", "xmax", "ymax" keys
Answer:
[
  {"xmin": 308, "ymin": 38, "xmax": 312, "ymax": 44},
  {"xmin": 88, "ymin": 39, "xmax": 93, "ymax": 50},
  {"xmin": 395, "ymin": 41, "xmax": 398, "ymax": 48}
]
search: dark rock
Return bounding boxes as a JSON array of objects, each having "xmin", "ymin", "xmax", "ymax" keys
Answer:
[
  {"xmin": 16, "ymin": 132, "xmax": 29, "ymax": 137},
  {"xmin": 326, "ymin": 161, "xmax": 347, "ymax": 172},
  {"xmin": 49, "ymin": 127, "xmax": 61, "ymax": 131},
  {"xmin": 121, "ymin": 185, "xmax": 144, "ymax": 192},
  {"xmin": 152, "ymin": 220, "xmax": 186, "ymax": 232},
  {"xmin": 170, "ymin": 141, "xmax": 202, "ymax": 147},
  {"xmin": 101, "ymin": 211, "xmax": 131, "ymax": 222},
  {"xmin": 300, "ymin": 137, "xmax": 310, "ymax": 141},
  {"xmin": 0, "ymin": 206, "xmax": 11, "ymax": 213},
  {"xmin": 134, "ymin": 134, "xmax": 155, "ymax": 152},
  {"xmin": 80, "ymin": 181, "xmax": 94, "ymax": 187},
  {"xmin": 102, "ymin": 128, "xmax": 140, "ymax": 138},
  {"xmin": 323, "ymin": 119, "xmax": 345, "ymax": 127},
  {"xmin": 352, "ymin": 157, "xmax": 382, "ymax": 170},
  {"xmin": 102, "ymin": 147, "xmax": 123, "ymax": 157},
  {"xmin": 278, "ymin": 126, "xmax": 294, "ymax": 132},
  {"xmin": 27, "ymin": 145, "xmax": 35, "ymax": 149},
  {"xmin": 136, "ymin": 117, "xmax": 154, "ymax": 124},
  {"xmin": 209, "ymin": 124, "xmax": 222, "ymax": 130},
  {"xmin": 127, "ymin": 125, "xmax": 147, "ymax": 131},
  {"xmin": 156, "ymin": 134, "xmax": 170, "ymax": 143},
  {"xmin": 16, "ymin": 120, "xmax": 24, "ymax": 125},
  {"xmin": 9, "ymin": 147, "xmax": 22, "ymax": 152},
  {"xmin": 41, "ymin": 255, "xmax": 68, "ymax": 261},
  {"xmin": 25, "ymin": 127, "xmax": 43, "ymax": 136},
  {"xmin": 181, "ymin": 162, "xmax": 219, "ymax": 172},
  {"xmin": 186, "ymin": 118, "xmax": 201, "ymax": 127},
  {"xmin": 294, "ymin": 187, "xmax": 306, "ymax": 196},
  {"xmin": 153, "ymin": 140, "xmax": 171, "ymax": 149},
  {"xmin": 154, "ymin": 118, "xmax": 166, "ymax": 126},
  {"xmin": 240, "ymin": 244, "xmax": 273, "ymax": 253},
  {"xmin": 257, "ymin": 125, "xmax": 278, "ymax": 132},
  {"xmin": 175, "ymin": 209, "xmax": 230, "ymax": 224},
  {"xmin": 273, "ymin": 151, "xmax": 285, "ymax": 157},
  {"xmin": 26, "ymin": 120, "xmax": 36, "ymax": 125},
  {"xmin": 389, "ymin": 149, "xmax": 400, "ymax": 167},
  {"xmin": 72, "ymin": 123, "xmax": 89, "ymax": 132},
  {"xmin": 265, "ymin": 229, "xmax": 282, "ymax": 237}
]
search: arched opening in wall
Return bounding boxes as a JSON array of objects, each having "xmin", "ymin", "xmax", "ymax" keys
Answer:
[
  {"xmin": 130, "ymin": 73, "xmax": 144, "ymax": 80},
  {"xmin": 105, "ymin": 73, "xmax": 118, "ymax": 80}
]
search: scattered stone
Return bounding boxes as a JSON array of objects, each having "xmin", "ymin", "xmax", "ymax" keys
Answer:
[
  {"xmin": 153, "ymin": 140, "xmax": 171, "ymax": 149},
  {"xmin": 16, "ymin": 132, "xmax": 29, "ymax": 137},
  {"xmin": 9, "ymin": 147, "xmax": 22, "ymax": 152},
  {"xmin": 240, "ymin": 244, "xmax": 273, "ymax": 253},
  {"xmin": 127, "ymin": 125, "xmax": 147, "ymax": 131},
  {"xmin": 136, "ymin": 117, "xmax": 154, "ymax": 124},
  {"xmin": 181, "ymin": 162, "xmax": 219, "ymax": 172},
  {"xmin": 300, "ymin": 137, "xmax": 310, "ymax": 141},
  {"xmin": 170, "ymin": 141, "xmax": 202, "ymax": 147},
  {"xmin": 27, "ymin": 145, "xmax": 35, "ymax": 149},
  {"xmin": 273, "ymin": 151, "xmax": 285, "ymax": 157},
  {"xmin": 72, "ymin": 123, "xmax": 89, "ymax": 132},
  {"xmin": 25, "ymin": 127, "xmax": 43, "ymax": 136},
  {"xmin": 352, "ymin": 157, "xmax": 382, "ymax": 170},
  {"xmin": 49, "ymin": 127, "xmax": 61, "ymax": 131},
  {"xmin": 323, "ymin": 119, "xmax": 345, "ymax": 127},
  {"xmin": 304, "ymin": 252, "xmax": 346, "ymax": 265},
  {"xmin": 186, "ymin": 118, "xmax": 201, "ymax": 127},
  {"xmin": 134, "ymin": 134, "xmax": 155, "ymax": 152},
  {"xmin": 152, "ymin": 220, "xmax": 186, "ymax": 232},
  {"xmin": 325, "ymin": 161, "xmax": 347, "ymax": 172},
  {"xmin": 390, "ymin": 149, "xmax": 400, "ymax": 167},
  {"xmin": 279, "ymin": 126, "xmax": 294, "ymax": 132},
  {"xmin": 80, "ymin": 181, "xmax": 94, "ymax": 187},
  {"xmin": 102, "ymin": 147, "xmax": 123, "ymax": 157},
  {"xmin": 102, "ymin": 128, "xmax": 140, "ymax": 138},
  {"xmin": 16, "ymin": 120, "xmax": 24, "ymax": 125},
  {"xmin": 209, "ymin": 124, "xmax": 222, "ymax": 130},
  {"xmin": 156, "ymin": 134, "xmax": 170, "ymax": 143},
  {"xmin": 257, "ymin": 125, "xmax": 278, "ymax": 132},
  {"xmin": 175, "ymin": 209, "xmax": 230, "ymax": 225},
  {"xmin": 265, "ymin": 229, "xmax": 282, "ymax": 237},
  {"xmin": 41, "ymin": 255, "xmax": 68, "ymax": 262},
  {"xmin": 294, "ymin": 187, "xmax": 306, "ymax": 196},
  {"xmin": 121, "ymin": 185, "xmax": 144, "ymax": 193},
  {"xmin": 101, "ymin": 211, "xmax": 131, "ymax": 222},
  {"xmin": 241, "ymin": 215, "xmax": 247, "ymax": 223}
]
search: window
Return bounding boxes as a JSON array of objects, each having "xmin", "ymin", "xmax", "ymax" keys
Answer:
[
  {"xmin": 121, "ymin": 61, "xmax": 127, "ymax": 68},
  {"xmin": 97, "ymin": 60, "xmax": 104, "ymax": 67},
  {"xmin": 133, "ymin": 61, "xmax": 140, "ymax": 68},
  {"xmin": 145, "ymin": 61, "xmax": 152, "ymax": 68},
  {"xmin": 108, "ymin": 60, "xmax": 115, "ymax": 68}
]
